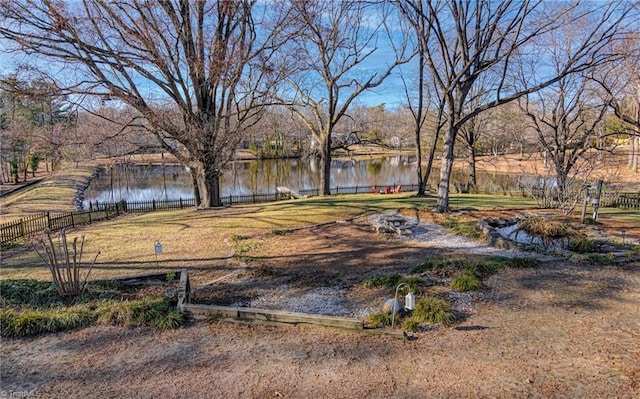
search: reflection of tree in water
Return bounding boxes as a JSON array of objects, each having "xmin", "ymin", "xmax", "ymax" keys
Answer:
[
  {"xmin": 366, "ymin": 158, "xmax": 385, "ymax": 176},
  {"xmin": 248, "ymin": 160, "xmax": 259, "ymax": 193},
  {"xmin": 85, "ymin": 157, "xmax": 532, "ymax": 203}
]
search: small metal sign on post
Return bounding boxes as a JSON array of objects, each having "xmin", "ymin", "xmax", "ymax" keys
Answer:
[{"xmin": 154, "ymin": 241, "xmax": 163, "ymax": 268}]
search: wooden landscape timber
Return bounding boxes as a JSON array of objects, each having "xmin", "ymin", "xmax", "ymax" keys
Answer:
[
  {"xmin": 177, "ymin": 269, "xmax": 363, "ymax": 331},
  {"xmin": 180, "ymin": 303, "xmax": 364, "ymax": 331}
]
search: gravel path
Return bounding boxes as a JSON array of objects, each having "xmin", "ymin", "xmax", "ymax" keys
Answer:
[{"xmin": 231, "ymin": 213, "xmax": 537, "ymax": 318}]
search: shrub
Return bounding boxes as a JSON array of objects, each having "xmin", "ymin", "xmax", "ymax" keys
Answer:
[
  {"xmin": 95, "ymin": 296, "xmax": 185, "ymax": 330},
  {"xmin": 517, "ymin": 216, "xmax": 584, "ymax": 248},
  {"xmin": 0, "ymin": 309, "xmax": 47, "ymax": 338},
  {"xmin": 0, "ymin": 279, "xmax": 59, "ymax": 308},
  {"xmin": 451, "ymin": 273, "xmax": 482, "ymax": 292},
  {"xmin": 32, "ymin": 229, "xmax": 101, "ymax": 297},
  {"xmin": 411, "ymin": 258, "xmax": 468, "ymax": 275},
  {"xmin": 412, "ymin": 297, "xmax": 455, "ymax": 325},
  {"xmin": 362, "ymin": 273, "xmax": 402, "ymax": 288},
  {"xmin": 365, "ymin": 311, "xmax": 393, "ymax": 328},
  {"xmin": 568, "ymin": 236, "xmax": 596, "ymax": 253},
  {"xmin": 566, "ymin": 252, "xmax": 615, "ymax": 265},
  {"xmin": 401, "ymin": 317, "xmax": 422, "ymax": 333},
  {"xmin": 154, "ymin": 310, "xmax": 185, "ymax": 330},
  {"xmin": 96, "ymin": 301, "xmax": 132, "ymax": 326},
  {"xmin": 0, "ymin": 306, "xmax": 96, "ymax": 338},
  {"xmin": 411, "ymin": 256, "xmax": 538, "ymax": 279}
]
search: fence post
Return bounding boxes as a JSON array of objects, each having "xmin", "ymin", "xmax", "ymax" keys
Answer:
[
  {"xmin": 89, "ymin": 205, "xmax": 92, "ymax": 224},
  {"xmin": 19, "ymin": 218, "xmax": 24, "ymax": 238},
  {"xmin": 153, "ymin": 199, "xmax": 156, "ymax": 211},
  {"xmin": 46, "ymin": 211, "xmax": 51, "ymax": 230},
  {"xmin": 179, "ymin": 198, "xmax": 183, "ymax": 209},
  {"xmin": 71, "ymin": 212, "xmax": 75, "ymax": 228}
]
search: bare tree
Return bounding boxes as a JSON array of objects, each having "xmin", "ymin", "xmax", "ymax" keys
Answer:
[
  {"xmin": 519, "ymin": 72, "xmax": 622, "ymax": 213},
  {"xmin": 397, "ymin": 0, "xmax": 635, "ymax": 212},
  {"xmin": 0, "ymin": 0, "xmax": 289, "ymax": 207},
  {"xmin": 276, "ymin": 0, "xmax": 412, "ymax": 195},
  {"xmin": 593, "ymin": 32, "xmax": 640, "ymax": 172},
  {"xmin": 458, "ymin": 112, "xmax": 491, "ymax": 192}
]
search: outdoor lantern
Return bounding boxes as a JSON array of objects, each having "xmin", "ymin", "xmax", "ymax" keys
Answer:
[
  {"xmin": 405, "ymin": 292, "xmax": 415, "ymax": 311},
  {"xmin": 392, "ymin": 282, "xmax": 414, "ymax": 329}
]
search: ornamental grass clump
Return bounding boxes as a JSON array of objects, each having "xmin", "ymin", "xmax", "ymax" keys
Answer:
[
  {"xmin": 365, "ymin": 311, "xmax": 393, "ymax": 328},
  {"xmin": 516, "ymin": 216, "xmax": 583, "ymax": 249},
  {"xmin": 451, "ymin": 273, "xmax": 482, "ymax": 292},
  {"xmin": 412, "ymin": 296, "xmax": 455, "ymax": 326}
]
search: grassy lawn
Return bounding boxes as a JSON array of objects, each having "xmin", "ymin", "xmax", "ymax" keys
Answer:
[
  {"xmin": 0, "ymin": 164, "xmax": 96, "ymax": 223},
  {"xmin": 4, "ymin": 170, "xmax": 636, "ymax": 284},
  {"xmin": 0, "ymin": 192, "xmax": 542, "ymax": 282}
]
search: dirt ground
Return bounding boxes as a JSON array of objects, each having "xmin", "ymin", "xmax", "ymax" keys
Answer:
[{"xmin": 1, "ymin": 211, "xmax": 639, "ymax": 398}]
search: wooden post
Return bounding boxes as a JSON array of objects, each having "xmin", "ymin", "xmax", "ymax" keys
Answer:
[
  {"xmin": 592, "ymin": 180, "xmax": 603, "ymax": 221},
  {"xmin": 581, "ymin": 191, "xmax": 589, "ymax": 224},
  {"xmin": 46, "ymin": 211, "xmax": 51, "ymax": 230}
]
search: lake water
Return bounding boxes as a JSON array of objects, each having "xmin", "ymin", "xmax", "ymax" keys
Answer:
[{"xmin": 81, "ymin": 156, "xmax": 532, "ymax": 207}]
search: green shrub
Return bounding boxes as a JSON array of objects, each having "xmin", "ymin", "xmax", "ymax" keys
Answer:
[
  {"xmin": 411, "ymin": 256, "xmax": 538, "ymax": 279},
  {"xmin": 365, "ymin": 311, "xmax": 393, "ymax": 328},
  {"xmin": 362, "ymin": 273, "xmax": 402, "ymax": 288},
  {"xmin": 400, "ymin": 276, "xmax": 423, "ymax": 293},
  {"xmin": 401, "ymin": 317, "xmax": 422, "ymax": 333},
  {"xmin": 568, "ymin": 236, "xmax": 596, "ymax": 253},
  {"xmin": 96, "ymin": 301, "xmax": 132, "ymax": 326},
  {"xmin": 451, "ymin": 273, "xmax": 482, "ymax": 292},
  {"xmin": 412, "ymin": 297, "xmax": 455, "ymax": 326},
  {"xmin": 154, "ymin": 310, "xmax": 185, "ymax": 330},
  {"xmin": 53, "ymin": 307, "xmax": 95, "ymax": 330},
  {"xmin": 567, "ymin": 252, "xmax": 615, "ymax": 265},
  {"xmin": 0, "ymin": 279, "xmax": 60, "ymax": 308}
]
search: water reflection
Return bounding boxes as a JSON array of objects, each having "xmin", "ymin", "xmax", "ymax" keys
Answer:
[{"xmin": 82, "ymin": 156, "xmax": 529, "ymax": 206}]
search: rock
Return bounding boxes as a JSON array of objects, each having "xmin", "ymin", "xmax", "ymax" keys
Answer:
[{"xmin": 381, "ymin": 298, "xmax": 403, "ymax": 314}]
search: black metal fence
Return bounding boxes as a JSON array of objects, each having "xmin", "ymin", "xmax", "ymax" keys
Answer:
[{"xmin": 1, "ymin": 203, "xmax": 127, "ymax": 244}]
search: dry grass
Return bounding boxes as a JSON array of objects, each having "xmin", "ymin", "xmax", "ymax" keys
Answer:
[
  {"xmin": 1, "ymin": 195, "xmax": 429, "ymax": 282},
  {"xmin": 0, "ymin": 164, "xmax": 96, "ymax": 223}
]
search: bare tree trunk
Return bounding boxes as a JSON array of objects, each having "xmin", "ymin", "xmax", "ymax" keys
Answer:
[
  {"xmin": 190, "ymin": 168, "xmax": 201, "ymax": 207},
  {"xmin": 468, "ymin": 147, "xmax": 477, "ymax": 191},
  {"xmin": 436, "ymin": 126, "xmax": 455, "ymax": 212},
  {"xmin": 421, "ymin": 126, "xmax": 441, "ymax": 193},
  {"xmin": 320, "ymin": 135, "xmax": 331, "ymax": 196}
]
